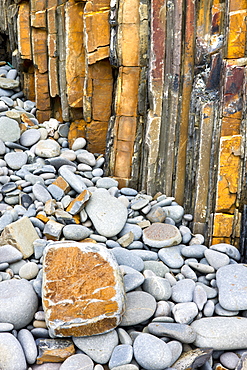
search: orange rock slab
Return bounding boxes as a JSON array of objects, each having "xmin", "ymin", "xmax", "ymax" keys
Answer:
[{"xmin": 42, "ymin": 242, "xmax": 125, "ymax": 337}]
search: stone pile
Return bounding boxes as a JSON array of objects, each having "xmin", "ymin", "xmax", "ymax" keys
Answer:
[{"xmin": 0, "ymin": 63, "xmax": 247, "ymax": 370}]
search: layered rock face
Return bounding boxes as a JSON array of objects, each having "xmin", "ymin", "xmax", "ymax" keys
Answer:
[{"xmin": 42, "ymin": 241, "xmax": 125, "ymax": 337}]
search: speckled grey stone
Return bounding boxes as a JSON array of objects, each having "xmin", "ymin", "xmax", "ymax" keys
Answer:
[
  {"xmin": 4, "ymin": 152, "xmax": 27, "ymax": 170},
  {"xmin": 143, "ymin": 276, "xmax": 172, "ymax": 301},
  {"xmin": 111, "ymin": 247, "xmax": 144, "ymax": 272},
  {"xmin": 60, "ymin": 354, "xmax": 94, "ymax": 370},
  {"xmin": 17, "ymin": 328, "xmax": 37, "ymax": 365},
  {"xmin": 63, "ymin": 224, "xmax": 91, "ymax": 240},
  {"xmin": 148, "ymin": 322, "xmax": 196, "ymax": 343},
  {"xmin": 204, "ymin": 249, "xmax": 230, "ymax": 270},
  {"xmin": 172, "ymin": 279, "xmax": 195, "ymax": 303},
  {"xmin": 158, "ymin": 245, "xmax": 184, "ymax": 269},
  {"xmin": 20, "ymin": 129, "xmax": 41, "ymax": 147},
  {"xmin": 172, "ymin": 302, "xmax": 198, "ymax": 324},
  {"xmin": 109, "ymin": 344, "xmax": 133, "ymax": 369},
  {"xmin": 209, "ymin": 243, "xmax": 241, "ymax": 261},
  {"xmin": 0, "ymin": 117, "xmax": 21, "ymax": 142},
  {"xmin": 32, "ymin": 183, "xmax": 52, "ymax": 203},
  {"xmin": 0, "ymin": 244, "xmax": 23, "ymax": 263},
  {"xmin": 123, "ymin": 272, "xmax": 144, "ymax": 292},
  {"xmin": 181, "ymin": 245, "xmax": 207, "ymax": 258},
  {"xmin": 96, "ymin": 177, "xmax": 119, "ymax": 189}
]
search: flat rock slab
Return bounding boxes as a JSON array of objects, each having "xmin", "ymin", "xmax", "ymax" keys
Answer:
[
  {"xmin": 85, "ymin": 190, "xmax": 128, "ymax": 237},
  {"xmin": 42, "ymin": 241, "xmax": 125, "ymax": 337},
  {"xmin": 143, "ymin": 223, "xmax": 182, "ymax": 248},
  {"xmin": 216, "ymin": 264, "xmax": 247, "ymax": 311},
  {"xmin": 191, "ymin": 317, "xmax": 247, "ymax": 350}
]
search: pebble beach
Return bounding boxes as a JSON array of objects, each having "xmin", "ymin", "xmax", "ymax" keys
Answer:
[{"xmin": 0, "ymin": 62, "xmax": 247, "ymax": 370}]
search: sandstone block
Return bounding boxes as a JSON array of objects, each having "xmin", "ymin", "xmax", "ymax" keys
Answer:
[
  {"xmin": 118, "ymin": 24, "xmax": 139, "ymax": 66},
  {"xmin": 86, "ymin": 121, "xmax": 108, "ymax": 154},
  {"xmin": 32, "ymin": 29, "xmax": 48, "ymax": 74},
  {"xmin": 18, "ymin": 2, "xmax": 32, "ymax": 59},
  {"xmin": 213, "ymin": 213, "xmax": 234, "ymax": 239},
  {"xmin": 42, "ymin": 241, "xmax": 125, "ymax": 337},
  {"xmin": 116, "ymin": 67, "xmax": 140, "ymax": 116},
  {"xmin": 92, "ymin": 78, "xmax": 113, "ymax": 122},
  {"xmin": 47, "ymin": 6, "xmax": 57, "ymax": 34},
  {"xmin": 226, "ymin": 10, "xmax": 247, "ymax": 58},
  {"xmin": 84, "ymin": 11, "xmax": 110, "ymax": 54},
  {"xmin": 37, "ymin": 338, "xmax": 75, "ymax": 364},
  {"xmin": 31, "ymin": 10, "xmax": 47, "ymax": 28},
  {"xmin": 49, "ymin": 57, "xmax": 60, "ymax": 97},
  {"xmin": 0, "ymin": 217, "xmax": 39, "ymax": 258},
  {"xmin": 35, "ymin": 70, "xmax": 51, "ymax": 111}
]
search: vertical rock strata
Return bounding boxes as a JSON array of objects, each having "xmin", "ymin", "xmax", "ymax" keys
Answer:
[{"xmin": 42, "ymin": 241, "xmax": 125, "ymax": 337}]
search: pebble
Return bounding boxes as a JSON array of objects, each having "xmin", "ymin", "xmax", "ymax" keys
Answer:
[
  {"xmin": 19, "ymin": 261, "xmax": 39, "ymax": 280},
  {"xmin": 73, "ymin": 330, "xmax": 119, "ymax": 364},
  {"xmin": 204, "ymin": 249, "xmax": 230, "ymax": 270},
  {"xmin": 72, "ymin": 137, "xmax": 87, "ymax": 150},
  {"xmin": 4, "ymin": 151, "xmax": 27, "ymax": 170},
  {"xmin": 35, "ymin": 139, "xmax": 61, "ymax": 158},
  {"xmin": 111, "ymin": 247, "xmax": 144, "ymax": 272},
  {"xmin": 148, "ymin": 322, "xmax": 197, "ymax": 343},
  {"xmin": 171, "ymin": 279, "xmax": 196, "ymax": 302},
  {"xmin": 142, "ymin": 276, "xmax": 172, "ymax": 301},
  {"xmin": 60, "ymin": 354, "xmax": 94, "ymax": 370},
  {"xmin": 96, "ymin": 177, "xmax": 119, "ymax": 189},
  {"xmin": 120, "ymin": 291, "xmax": 156, "ymax": 326},
  {"xmin": 158, "ymin": 245, "xmax": 184, "ymax": 269},
  {"xmin": 0, "ymin": 279, "xmax": 38, "ymax": 329},
  {"xmin": 143, "ymin": 260, "xmax": 169, "ymax": 277},
  {"xmin": 20, "ymin": 129, "xmax": 41, "ymax": 147},
  {"xmin": 32, "ymin": 183, "xmax": 52, "ymax": 203},
  {"xmin": 143, "ymin": 223, "xmax": 182, "ymax": 248},
  {"xmin": 0, "ymin": 333, "xmax": 27, "ymax": 370},
  {"xmin": 133, "ymin": 333, "xmax": 172, "ymax": 370},
  {"xmin": 17, "ymin": 328, "xmax": 37, "ymax": 365},
  {"xmin": 220, "ymin": 352, "xmax": 240, "ymax": 369},
  {"xmin": 63, "ymin": 224, "xmax": 91, "ymax": 240},
  {"xmin": 109, "ymin": 344, "xmax": 133, "ymax": 369},
  {"xmin": 0, "ymin": 116, "xmax": 20, "ymax": 142},
  {"xmin": 0, "ymin": 244, "xmax": 23, "ymax": 263},
  {"xmin": 172, "ymin": 302, "xmax": 198, "ymax": 324}
]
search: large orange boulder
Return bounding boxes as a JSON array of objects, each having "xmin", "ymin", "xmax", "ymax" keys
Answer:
[{"xmin": 42, "ymin": 241, "xmax": 125, "ymax": 337}]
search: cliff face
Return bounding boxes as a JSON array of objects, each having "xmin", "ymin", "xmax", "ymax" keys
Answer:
[{"xmin": 0, "ymin": 0, "xmax": 247, "ymax": 247}]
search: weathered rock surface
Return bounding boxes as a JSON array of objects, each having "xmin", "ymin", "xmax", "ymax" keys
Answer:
[
  {"xmin": 143, "ymin": 223, "xmax": 182, "ymax": 248},
  {"xmin": 42, "ymin": 241, "xmax": 125, "ymax": 337}
]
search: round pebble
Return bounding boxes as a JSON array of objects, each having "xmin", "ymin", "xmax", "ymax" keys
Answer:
[
  {"xmin": 63, "ymin": 224, "xmax": 91, "ymax": 240},
  {"xmin": 4, "ymin": 152, "xmax": 27, "ymax": 170},
  {"xmin": 19, "ymin": 261, "xmax": 39, "ymax": 280},
  {"xmin": 20, "ymin": 129, "xmax": 41, "ymax": 147},
  {"xmin": 35, "ymin": 139, "xmax": 61, "ymax": 158},
  {"xmin": 0, "ymin": 333, "xmax": 27, "ymax": 370},
  {"xmin": 60, "ymin": 354, "xmax": 94, "ymax": 370}
]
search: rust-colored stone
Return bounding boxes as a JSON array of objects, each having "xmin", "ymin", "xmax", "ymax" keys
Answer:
[
  {"xmin": 84, "ymin": 10, "xmax": 110, "ymax": 54},
  {"xmin": 35, "ymin": 70, "xmax": 51, "ymax": 111},
  {"xmin": 86, "ymin": 120, "xmax": 108, "ymax": 154},
  {"xmin": 114, "ymin": 150, "xmax": 132, "ymax": 178},
  {"xmin": 31, "ymin": 0, "xmax": 47, "ymax": 12},
  {"xmin": 66, "ymin": 190, "xmax": 91, "ymax": 214},
  {"xmin": 36, "ymin": 110, "xmax": 52, "ymax": 122},
  {"xmin": 88, "ymin": 47, "xmax": 110, "ymax": 65},
  {"xmin": 92, "ymin": 78, "xmax": 113, "ymax": 122},
  {"xmin": 226, "ymin": 9, "xmax": 247, "ymax": 58},
  {"xmin": 23, "ymin": 67, "xmax": 36, "ymax": 102},
  {"xmin": 118, "ymin": 24, "xmax": 139, "ymax": 66},
  {"xmin": 36, "ymin": 338, "xmax": 75, "ymax": 364},
  {"xmin": 36, "ymin": 213, "xmax": 50, "ymax": 223},
  {"xmin": 221, "ymin": 117, "xmax": 241, "ymax": 136},
  {"xmin": 115, "ymin": 67, "xmax": 140, "ymax": 116},
  {"xmin": 31, "ymin": 9, "xmax": 47, "ymax": 28},
  {"xmin": 68, "ymin": 120, "xmax": 87, "ymax": 148},
  {"xmin": 52, "ymin": 176, "xmax": 70, "ymax": 194},
  {"xmin": 49, "ymin": 57, "xmax": 59, "ymax": 97},
  {"xmin": 47, "ymin": 6, "xmax": 57, "ymax": 34},
  {"xmin": 65, "ymin": 1, "xmax": 85, "ymax": 108},
  {"xmin": 213, "ymin": 213, "xmax": 234, "ymax": 238},
  {"xmin": 32, "ymin": 29, "xmax": 48, "ymax": 73},
  {"xmin": 42, "ymin": 241, "xmax": 125, "ymax": 337},
  {"xmin": 117, "ymin": 116, "xmax": 137, "ymax": 142},
  {"xmin": 215, "ymin": 136, "xmax": 241, "ymax": 213},
  {"xmin": 17, "ymin": 2, "xmax": 32, "ymax": 59}
]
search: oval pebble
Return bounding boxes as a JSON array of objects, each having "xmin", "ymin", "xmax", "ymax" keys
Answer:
[
  {"xmin": 63, "ymin": 224, "xmax": 91, "ymax": 241},
  {"xmin": 73, "ymin": 330, "xmax": 118, "ymax": 364},
  {"xmin": 20, "ymin": 129, "xmax": 41, "ymax": 147},
  {"xmin": 0, "ymin": 333, "xmax": 27, "ymax": 370},
  {"xmin": 0, "ymin": 244, "xmax": 23, "ymax": 263},
  {"xmin": 142, "ymin": 276, "xmax": 172, "ymax": 301},
  {"xmin": 220, "ymin": 352, "xmax": 240, "ymax": 369},
  {"xmin": 60, "ymin": 354, "xmax": 94, "ymax": 370},
  {"xmin": 4, "ymin": 152, "xmax": 27, "ymax": 170},
  {"xmin": 133, "ymin": 333, "xmax": 172, "ymax": 370},
  {"xmin": 35, "ymin": 139, "xmax": 60, "ymax": 158},
  {"xmin": 120, "ymin": 291, "xmax": 157, "ymax": 326},
  {"xmin": 172, "ymin": 279, "xmax": 196, "ymax": 303},
  {"xmin": 109, "ymin": 344, "xmax": 133, "ymax": 369},
  {"xmin": 17, "ymin": 328, "xmax": 37, "ymax": 365},
  {"xmin": 158, "ymin": 245, "xmax": 184, "ymax": 269},
  {"xmin": 19, "ymin": 261, "xmax": 39, "ymax": 280}
]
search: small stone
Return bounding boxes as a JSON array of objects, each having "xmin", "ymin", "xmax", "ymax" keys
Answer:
[
  {"xmin": 33, "ymin": 183, "xmax": 52, "ymax": 203},
  {"xmin": 143, "ymin": 223, "xmax": 182, "ymax": 248},
  {"xmin": 66, "ymin": 189, "xmax": 91, "ymax": 215},
  {"xmin": 162, "ymin": 205, "xmax": 184, "ymax": 223},
  {"xmin": 73, "ymin": 330, "xmax": 118, "ymax": 364},
  {"xmin": 209, "ymin": 243, "xmax": 241, "ymax": 261},
  {"xmin": 72, "ymin": 137, "xmax": 87, "ymax": 151},
  {"xmin": 0, "ymin": 279, "xmax": 38, "ymax": 329},
  {"xmin": 60, "ymin": 354, "xmax": 94, "ymax": 370},
  {"xmin": 20, "ymin": 129, "xmax": 41, "ymax": 147},
  {"xmin": 0, "ymin": 333, "xmax": 27, "ymax": 370},
  {"xmin": 215, "ymin": 303, "xmax": 239, "ymax": 316},
  {"xmin": 0, "ymin": 216, "xmax": 38, "ymax": 258},
  {"xmin": 59, "ymin": 165, "xmax": 86, "ymax": 194},
  {"xmin": 43, "ymin": 242, "xmax": 125, "ymax": 337},
  {"xmin": 146, "ymin": 206, "xmax": 166, "ymax": 223},
  {"xmin": 133, "ymin": 333, "xmax": 172, "ymax": 370},
  {"xmin": 0, "ymin": 116, "xmax": 21, "ymax": 142},
  {"xmin": 220, "ymin": 352, "xmax": 241, "ymax": 370},
  {"xmin": 109, "ymin": 344, "xmax": 133, "ymax": 369},
  {"xmin": 118, "ymin": 223, "xmax": 143, "ymax": 241},
  {"xmin": 158, "ymin": 245, "xmax": 184, "ymax": 269},
  {"xmin": 43, "ymin": 220, "xmax": 64, "ymax": 241},
  {"xmin": 0, "ymin": 76, "xmax": 19, "ymax": 89},
  {"xmin": 19, "ymin": 261, "xmax": 39, "ymax": 280},
  {"xmin": 143, "ymin": 260, "xmax": 169, "ymax": 277},
  {"xmin": 111, "ymin": 247, "xmax": 144, "ymax": 272},
  {"xmin": 18, "ymin": 328, "xmax": 37, "ymax": 365},
  {"xmin": 191, "ymin": 317, "xmax": 247, "ymax": 350},
  {"xmin": 4, "ymin": 152, "xmax": 27, "ymax": 170},
  {"xmin": 0, "ymin": 322, "xmax": 14, "ymax": 331},
  {"xmin": 216, "ymin": 264, "xmax": 247, "ymax": 311},
  {"xmin": 193, "ymin": 285, "xmax": 208, "ymax": 310},
  {"xmin": 36, "ymin": 338, "xmax": 75, "ymax": 364},
  {"xmin": 188, "ymin": 261, "xmax": 215, "ymax": 274},
  {"xmin": 172, "ymin": 279, "xmax": 195, "ymax": 303},
  {"xmin": 120, "ymin": 291, "xmax": 156, "ymax": 326},
  {"xmin": 172, "ymin": 302, "xmax": 198, "ymax": 324},
  {"xmin": 172, "ymin": 348, "xmax": 213, "ymax": 370},
  {"xmin": 117, "ymin": 328, "xmax": 133, "ymax": 345},
  {"xmin": 96, "ymin": 177, "xmax": 119, "ymax": 189},
  {"xmin": 148, "ymin": 322, "xmax": 196, "ymax": 343},
  {"xmin": 85, "ymin": 190, "xmax": 128, "ymax": 238},
  {"xmin": 143, "ymin": 276, "xmax": 172, "ymax": 301},
  {"xmin": 63, "ymin": 224, "xmax": 91, "ymax": 240},
  {"xmin": 204, "ymin": 249, "xmax": 230, "ymax": 270},
  {"xmin": 181, "ymin": 245, "xmax": 207, "ymax": 258},
  {"xmin": 77, "ymin": 150, "xmax": 96, "ymax": 166},
  {"xmin": 203, "ymin": 300, "xmax": 215, "ymax": 317},
  {"xmin": 0, "ymin": 244, "xmax": 23, "ymax": 263},
  {"xmin": 35, "ymin": 139, "xmax": 61, "ymax": 158}
]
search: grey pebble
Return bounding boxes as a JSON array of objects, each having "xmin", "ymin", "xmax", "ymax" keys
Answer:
[
  {"xmin": 0, "ymin": 333, "xmax": 27, "ymax": 370},
  {"xmin": 172, "ymin": 279, "xmax": 195, "ymax": 303},
  {"xmin": 120, "ymin": 291, "xmax": 156, "ymax": 326},
  {"xmin": 96, "ymin": 177, "xmax": 119, "ymax": 189},
  {"xmin": 158, "ymin": 245, "xmax": 184, "ymax": 269},
  {"xmin": 148, "ymin": 322, "xmax": 196, "ymax": 343},
  {"xmin": 172, "ymin": 302, "xmax": 198, "ymax": 324},
  {"xmin": 20, "ymin": 129, "xmax": 40, "ymax": 147},
  {"xmin": 142, "ymin": 276, "xmax": 172, "ymax": 301},
  {"xmin": 109, "ymin": 344, "xmax": 133, "ymax": 369},
  {"xmin": 123, "ymin": 272, "xmax": 144, "ymax": 292},
  {"xmin": 131, "ymin": 249, "xmax": 157, "ymax": 261},
  {"xmin": 117, "ymin": 328, "xmax": 132, "ymax": 345},
  {"xmin": 63, "ymin": 224, "xmax": 91, "ymax": 241},
  {"xmin": 118, "ymin": 223, "xmax": 142, "ymax": 241},
  {"xmin": 204, "ymin": 249, "xmax": 230, "ymax": 270},
  {"xmin": 120, "ymin": 188, "xmax": 138, "ymax": 196},
  {"xmin": 181, "ymin": 245, "xmax": 207, "ymax": 258},
  {"xmin": 133, "ymin": 333, "xmax": 172, "ymax": 370},
  {"xmin": 18, "ymin": 328, "xmax": 37, "ymax": 365},
  {"xmin": 60, "ymin": 354, "xmax": 94, "ymax": 370},
  {"xmin": 32, "ymin": 183, "xmax": 52, "ymax": 203},
  {"xmin": 220, "ymin": 352, "xmax": 240, "ymax": 369},
  {"xmin": 0, "ymin": 244, "xmax": 23, "ymax": 263},
  {"xmin": 111, "ymin": 247, "xmax": 144, "ymax": 272},
  {"xmin": 73, "ymin": 330, "xmax": 118, "ymax": 364}
]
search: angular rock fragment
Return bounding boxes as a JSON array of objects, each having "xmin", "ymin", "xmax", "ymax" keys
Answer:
[
  {"xmin": 173, "ymin": 348, "xmax": 213, "ymax": 370},
  {"xmin": 0, "ymin": 216, "xmax": 39, "ymax": 258},
  {"xmin": 42, "ymin": 241, "xmax": 125, "ymax": 337},
  {"xmin": 36, "ymin": 338, "xmax": 75, "ymax": 364}
]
